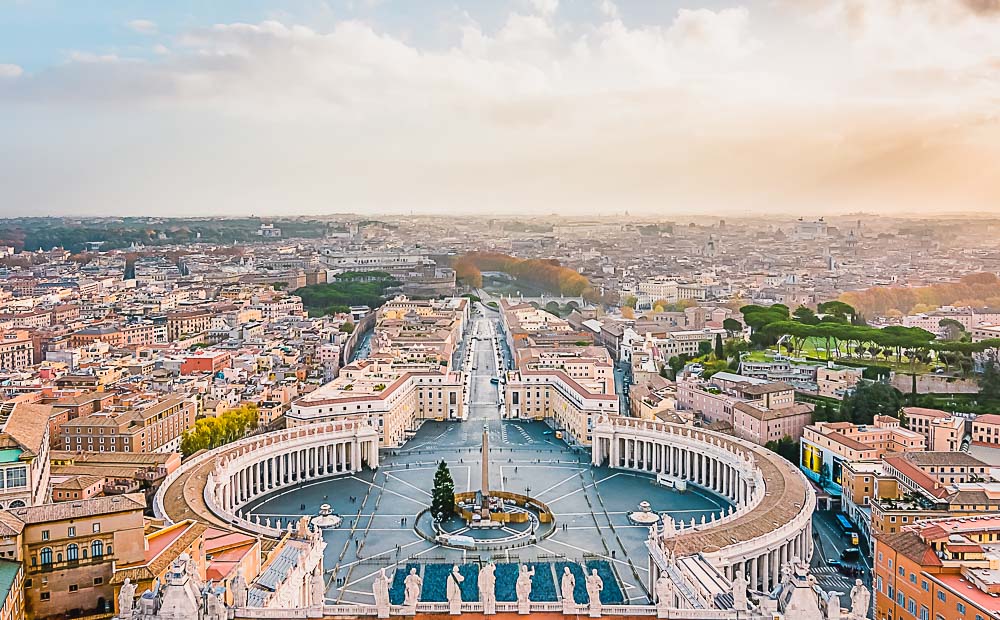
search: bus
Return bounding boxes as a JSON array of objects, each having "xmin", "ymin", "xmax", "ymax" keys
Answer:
[{"xmin": 835, "ymin": 514, "xmax": 860, "ymax": 546}]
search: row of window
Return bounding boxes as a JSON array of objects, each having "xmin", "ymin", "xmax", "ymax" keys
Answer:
[
  {"xmin": 36, "ymin": 540, "xmax": 108, "ymax": 565},
  {"xmin": 40, "ymin": 523, "xmax": 101, "ymax": 541}
]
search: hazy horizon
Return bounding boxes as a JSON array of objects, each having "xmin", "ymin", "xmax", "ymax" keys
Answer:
[{"xmin": 2, "ymin": 0, "xmax": 999, "ymax": 217}]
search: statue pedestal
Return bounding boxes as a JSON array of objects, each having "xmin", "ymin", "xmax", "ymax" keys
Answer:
[
  {"xmin": 399, "ymin": 605, "xmax": 417, "ymax": 616},
  {"xmin": 449, "ymin": 600, "xmax": 462, "ymax": 615},
  {"xmin": 656, "ymin": 606, "xmax": 671, "ymax": 619},
  {"xmin": 562, "ymin": 600, "xmax": 576, "ymax": 615},
  {"xmin": 518, "ymin": 600, "xmax": 530, "ymax": 615},
  {"xmin": 377, "ymin": 605, "xmax": 390, "ymax": 619},
  {"xmin": 483, "ymin": 600, "xmax": 496, "ymax": 616},
  {"xmin": 589, "ymin": 605, "xmax": 602, "ymax": 618}
]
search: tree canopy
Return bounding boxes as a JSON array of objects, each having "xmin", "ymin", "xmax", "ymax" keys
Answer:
[
  {"xmin": 180, "ymin": 405, "xmax": 259, "ymax": 457},
  {"xmin": 431, "ymin": 460, "xmax": 456, "ymax": 519}
]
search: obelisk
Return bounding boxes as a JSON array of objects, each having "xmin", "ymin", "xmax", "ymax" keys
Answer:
[{"xmin": 481, "ymin": 424, "xmax": 490, "ymax": 497}]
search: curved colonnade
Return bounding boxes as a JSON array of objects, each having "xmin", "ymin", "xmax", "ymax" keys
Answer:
[
  {"xmin": 154, "ymin": 421, "xmax": 379, "ymax": 537},
  {"xmin": 591, "ymin": 415, "xmax": 814, "ymax": 595}
]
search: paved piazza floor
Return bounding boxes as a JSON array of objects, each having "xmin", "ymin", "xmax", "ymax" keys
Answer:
[{"xmin": 243, "ymin": 310, "xmax": 730, "ymax": 605}]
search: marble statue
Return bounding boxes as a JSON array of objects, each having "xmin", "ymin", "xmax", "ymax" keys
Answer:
[
  {"xmin": 585, "ymin": 569, "xmax": 604, "ymax": 617},
  {"xmin": 780, "ymin": 561, "xmax": 793, "ymax": 589},
  {"xmin": 732, "ymin": 570, "xmax": 748, "ymax": 611},
  {"xmin": 118, "ymin": 578, "xmax": 137, "ymax": 618},
  {"xmin": 825, "ymin": 590, "xmax": 843, "ymax": 620},
  {"xmin": 479, "ymin": 561, "xmax": 497, "ymax": 615},
  {"xmin": 561, "ymin": 567, "xmax": 577, "ymax": 611},
  {"xmin": 312, "ymin": 565, "xmax": 325, "ymax": 607},
  {"xmin": 403, "ymin": 568, "xmax": 423, "ymax": 609},
  {"xmin": 655, "ymin": 571, "xmax": 674, "ymax": 612},
  {"xmin": 447, "ymin": 565, "xmax": 465, "ymax": 614},
  {"xmin": 231, "ymin": 569, "xmax": 248, "ymax": 609},
  {"xmin": 849, "ymin": 580, "xmax": 870, "ymax": 620},
  {"xmin": 373, "ymin": 567, "xmax": 391, "ymax": 619},
  {"xmin": 516, "ymin": 565, "xmax": 535, "ymax": 613}
]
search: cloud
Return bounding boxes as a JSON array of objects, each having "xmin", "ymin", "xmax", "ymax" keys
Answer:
[
  {"xmin": 0, "ymin": 64, "xmax": 22, "ymax": 78},
  {"xmin": 126, "ymin": 19, "xmax": 158, "ymax": 35},
  {"xmin": 0, "ymin": 4, "xmax": 998, "ymax": 216},
  {"xmin": 598, "ymin": 0, "xmax": 619, "ymax": 20},
  {"xmin": 529, "ymin": 0, "xmax": 558, "ymax": 18}
]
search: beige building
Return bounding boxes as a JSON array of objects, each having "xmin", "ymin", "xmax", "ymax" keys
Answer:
[
  {"xmin": 0, "ymin": 403, "xmax": 51, "ymax": 510},
  {"xmin": 289, "ymin": 358, "xmax": 464, "ymax": 446},
  {"xmin": 0, "ymin": 331, "xmax": 33, "ymax": 372},
  {"xmin": 60, "ymin": 396, "xmax": 196, "ymax": 454},
  {"xmin": 7, "ymin": 493, "xmax": 146, "ymax": 619},
  {"xmin": 732, "ymin": 401, "xmax": 814, "ymax": 446}
]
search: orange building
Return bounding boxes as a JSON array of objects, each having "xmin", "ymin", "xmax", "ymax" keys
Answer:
[
  {"xmin": 875, "ymin": 515, "xmax": 1000, "ymax": 620},
  {"xmin": 179, "ymin": 351, "xmax": 232, "ymax": 376}
]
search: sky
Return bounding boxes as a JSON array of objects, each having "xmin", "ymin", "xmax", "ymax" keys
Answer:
[{"xmin": 1, "ymin": 0, "xmax": 999, "ymax": 218}]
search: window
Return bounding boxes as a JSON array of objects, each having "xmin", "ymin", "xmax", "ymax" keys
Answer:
[
  {"xmin": 67, "ymin": 526, "xmax": 76, "ymax": 537},
  {"xmin": 899, "ymin": 567, "xmax": 906, "ymax": 576},
  {"xmin": 908, "ymin": 599, "xmax": 916, "ymax": 615},
  {"xmin": 69, "ymin": 584, "xmax": 78, "ymax": 593},
  {"xmin": 897, "ymin": 592, "xmax": 905, "ymax": 606},
  {"xmin": 41, "ymin": 530, "xmax": 49, "ymax": 541},
  {"xmin": 92, "ymin": 523, "xmax": 101, "ymax": 533},
  {"xmin": 4, "ymin": 466, "xmax": 26, "ymax": 489},
  {"xmin": 94, "ymin": 577, "xmax": 103, "ymax": 586},
  {"xmin": 67, "ymin": 544, "xmax": 78, "ymax": 561},
  {"xmin": 40, "ymin": 547, "xmax": 52, "ymax": 565},
  {"xmin": 910, "ymin": 574, "xmax": 917, "ymax": 584},
  {"xmin": 91, "ymin": 540, "xmax": 103, "ymax": 557},
  {"xmin": 937, "ymin": 591, "xmax": 947, "ymax": 603},
  {"xmin": 40, "ymin": 593, "xmax": 50, "ymax": 602},
  {"xmin": 957, "ymin": 603, "xmax": 966, "ymax": 615},
  {"xmin": 920, "ymin": 606, "xmax": 929, "ymax": 620},
  {"xmin": 922, "ymin": 581, "xmax": 929, "ymax": 591}
]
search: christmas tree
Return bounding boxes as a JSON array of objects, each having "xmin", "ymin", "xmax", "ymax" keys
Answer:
[{"xmin": 431, "ymin": 460, "xmax": 455, "ymax": 519}]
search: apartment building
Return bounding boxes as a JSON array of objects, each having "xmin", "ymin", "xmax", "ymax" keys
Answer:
[
  {"xmin": 165, "ymin": 310, "xmax": 211, "ymax": 341},
  {"xmin": 60, "ymin": 396, "xmax": 196, "ymax": 454},
  {"xmin": 0, "ymin": 403, "xmax": 52, "ymax": 510},
  {"xmin": 801, "ymin": 416, "xmax": 924, "ymax": 497},
  {"xmin": 676, "ymin": 371, "xmax": 797, "ymax": 428},
  {"xmin": 870, "ymin": 452, "xmax": 994, "ymax": 539},
  {"xmin": 904, "ymin": 407, "xmax": 964, "ymax": 448},
  {"xmin": 0, "ymin": 332, "xmax": 33, "ymax": 372},
  {"xmin": 874, "ymin": 515, "xmax": 1000, "ymax": 620},
  {"xmin": 504, "ymin": 368, "xmax": 618, "ymax": 446}
]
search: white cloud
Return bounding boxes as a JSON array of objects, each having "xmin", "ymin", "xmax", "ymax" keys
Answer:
[
  {"xmin": 0, "ymin": 3, "xmax": 998, "ymax": 216},
  {"xmin": 0, "ymin": 64, "xmax": 22, "ymax": 78},
  {"xmin": 127, "ymin": 19, "xmax": 158, "ymax": 35},
  {"xmin": 529, "ymin": 0, "xmax": 558, "ymax": 18},
  {"xmin": 598, "ymin": 0, "xmax": 619, "ymax": 20}
]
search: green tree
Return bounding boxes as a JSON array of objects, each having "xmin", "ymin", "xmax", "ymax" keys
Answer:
[
  {"xmin": 714, "ymin": 333, "xmax": 724, "ymax": 360},
  {"xmin": 840, "ymin": 382, "xmax": 903, "ymax": 425},
  {"xmin": 938, "ymin": 318, "xmax": 966, "ymax": 341},
  {"xmin": 765, "ymin": 436, "xmax": 799, "ymax": 465},
  {"xmin": 723, "ymin": 318, "xmax": 742, "ymax": 337},
  {"xmin": 698, "ymin": 341, "xmax": 713, "ymax": 357},
  {"xmin": 431, "ymin": 460, "xmax": 456, "ymax": 519},
  {"xmin": 792, "ymin": 306, "xmax": 821, "ymax": 325},
  {"xmin": 979, "ymin": 358, "xmax": 1000, "ymax": 401},
  {"xmin": 340, "ymin": 321, "xmax": 356, "ymax": 334}
]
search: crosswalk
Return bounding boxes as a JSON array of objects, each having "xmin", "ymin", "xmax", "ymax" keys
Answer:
[{"xmin": 811, "ymin": 565, "xmax": 859, "ymax": 592}]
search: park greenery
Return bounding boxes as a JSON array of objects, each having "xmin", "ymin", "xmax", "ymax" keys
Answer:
[
  {"xmin": 840, "ymin": 272, "xmax": 1000, "ymax": 316},
  {"xmin": 431, "ymin": 461, "xmax": 456, "ymax": 519},
  {"xmin": 295, "ymin": 271, "xmax": 401, "ymax": 316},
  {"xmin": 740, "ymin": 301, "xmax": 1000, "ymax": 374},
  {"xmin": 452, "ymin": 252, "xmax": 593, "ymax": 298},
  {"xmin": 180, "ymin": 405, "xmax": 259, "ymax": 457}
]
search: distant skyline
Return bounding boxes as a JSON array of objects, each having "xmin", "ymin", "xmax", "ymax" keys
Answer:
[{"xmin": 2, "ymin": 0, "xmax": 999, "ymax": 217}]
